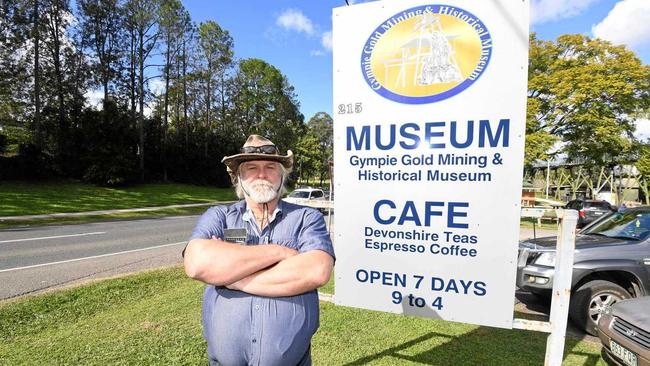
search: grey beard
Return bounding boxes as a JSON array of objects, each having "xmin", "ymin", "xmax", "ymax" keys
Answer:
[{"xmin": 242, "ymin": 179, "xmax": 278, "ymax": 204}]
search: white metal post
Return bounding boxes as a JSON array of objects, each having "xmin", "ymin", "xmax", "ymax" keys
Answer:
[
  {"xmin": 327, "ymin": 178, "xmax": 333, "ymax": 233},
  {"xmin": 546, "ymin": 160, "xmax": 550, "ymax": 199},
  {"xmin": 544, "ymin": 209, "xmax": 578, "ymax": 366}
]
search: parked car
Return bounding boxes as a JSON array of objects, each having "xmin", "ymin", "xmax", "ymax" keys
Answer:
[
  {"xmin": 284, "ymin": 188, "xmax": 332, "ymax": 214},
  {"xmin": 565, "ymin": 199, "xmax": 616, "ymax": 228},
  {"xmin": 283, "ymin": 187, "xmax": 326, "ymax": 203},
  {"xmin": 517, "ymin": 207, "xmax": 650, "ymax": 335},
  {"xmin": 597, "ymin": 296, "xmax": 650, "ymax": 366}
]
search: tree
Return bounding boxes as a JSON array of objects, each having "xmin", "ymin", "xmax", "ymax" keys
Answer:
[
  {"xmin": 78, "ymin": 0, "xmax": 126, "ymax": 105},
  {"xmin": 636, "ymin": 145, "xmax": 650, "ymax": 204},
  {"xmin": 79, "ymin": 100, "xmax": 137, "ymax": 185},
  {"xmin": 306, "ymin": 112, "xmax": 333, "ymax": 183},
  {"xmin": 228, "ymin": 58, "xmax": 303, "ymax": 152},
  {"xmin": 158, "ymin": 0, "xmax": 184, "ymax": 181},
  {"xmin": 40, "ymin": 0, "xmax": 83, "ymax": 167},
  {"xmin": 0, "ymin": 1, "xmax": 32, "ymax": 130},
  {"xmin": 295, "ymin": 134, "xmax": 321, "ymax": 183},
  {"xmin": 196, "ymin": 20, "xmax": 233, "ymax": 157},
  {"xmin": 124, "ymin": 0, "xmax": 160, "ymax": 180},
  {"xmin": 177, "ymin": 11, "xmax": 194, "ymax": 156},
  {"xmin": 527, "ymin": 34, "xmax": 650, "ymax": 167}
]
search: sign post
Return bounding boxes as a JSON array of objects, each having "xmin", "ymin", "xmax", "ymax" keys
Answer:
[{"xmin": 333, "ymin": 0, "xmax": 530, "ymax": 329}]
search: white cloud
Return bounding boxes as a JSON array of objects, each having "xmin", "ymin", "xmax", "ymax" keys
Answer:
[
  {"xmin": 149, "ymin": 78, "xmax": 165, "ymax": 96},
  {"xmin": 84, "ymin": 89, "xmax": 103, "ymax": 109},
  {"xmin": 634, "ymin": 118, "xmax": 650, "ymax": 141},
  {"xmin": 310, "ymin": 49, "xmax": 325, "ymax": 56},
  {"xmin": 322, "ymin": 31, "xmax": 332, "ymax": 51},
  {"xmin": 592, "ymin": 0, "xmax": 650, "ymax": 49},
  {"xmin": 276, "ymin": 9, "xmax": 314, "ymax": 36},
  {"xmin": 531, "ymin": 0, "xmax": 600, "ymax": 25}
]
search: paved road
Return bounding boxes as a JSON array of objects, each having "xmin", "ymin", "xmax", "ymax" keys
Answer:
[
  {"xmin": 0, "ymin": 218, "xmax": 552, "ymax": 301},
  {"xmin": 0, "ymin": 216, "xmax": 199, "ymax": 300},
  {"xmin": 0, "ymin": 211, "xmax": 336, "ymax": 300}
]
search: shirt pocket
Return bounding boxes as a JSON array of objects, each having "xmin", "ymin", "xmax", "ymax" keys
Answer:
[{"xmin": 274, "ymin": 237, "xmax": 300, "ymax": 250}]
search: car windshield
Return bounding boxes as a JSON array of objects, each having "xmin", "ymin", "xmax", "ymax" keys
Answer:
[
  {"xmin": 288, "ymin": 191, "xmax": 310, "ymax": 198},
  {"xmin": 585, "ymin": 201, "xmax": 609, "ymax": 209},
  {"xmin": 582, "ymin": 209, "xmax": 650, "ymax": 240}
]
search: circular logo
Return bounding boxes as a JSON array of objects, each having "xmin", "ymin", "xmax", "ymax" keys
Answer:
[{"xmin": 361, "ymin": 5, "xmax": 492, "ymax": 104}]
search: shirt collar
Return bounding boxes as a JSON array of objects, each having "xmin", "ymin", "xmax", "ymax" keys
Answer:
[{"xmin": 241, "ymin": 200, "xmax": 283, "ymax": 224}]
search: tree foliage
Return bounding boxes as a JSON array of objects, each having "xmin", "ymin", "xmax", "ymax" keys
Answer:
[
  {"xmin": 0, "ymin": 1, "xmax": 305, "ymax": 186},
  {"xmin": 306, "ymin": 111, "xmax": 333, "ymax": 182},
  {"xmin": 228, "ymin": 58, "xmax": 304, "ymax": 152},
  {"xmin": 295, "ymin": 134, "xmax": 321, "ymax": 182},
  {"xmin": 527, "ymin": 34, "xmax": 650, "ymax": 166}
]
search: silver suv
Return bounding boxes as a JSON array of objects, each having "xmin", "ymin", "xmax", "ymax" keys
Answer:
[{"xmin": 517, "ymin": 207, "xmax": 650, "ymax": 335}]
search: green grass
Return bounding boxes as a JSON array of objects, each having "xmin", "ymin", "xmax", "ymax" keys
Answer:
[
  {"xmin": 0, "ymin": 206, "xmax": 210, "ymax": 229},
  {"xmin": 321, "ymin": 270, "xmax": 335, "ymax": 294},
  {"xmin": 0, "ymin": 267, "xmax": 605, "ymax": 365},
  {"xmin": 520, "ymin": 217, "xmax": 559, "ymax": 231},
  {"xmin": 0, "ymin": 181, "xmax": 236, "ymax": 217}
]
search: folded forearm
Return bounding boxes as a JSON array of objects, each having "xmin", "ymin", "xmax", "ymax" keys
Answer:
[
  {"xmin": 183, "ymin": 238, "xmax": 296, "ymax": 285},
  {"xmin": 233, "ymin": 250, "xmax": 334, "ymax": 297}
]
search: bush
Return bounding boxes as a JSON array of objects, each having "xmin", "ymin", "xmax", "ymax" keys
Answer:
[
  {"xmin": 0, "ymin": 132, "xmax": 6, "ymax": 154},
  {"xmin": 78, "ymin": 101, "xmax": 138, "ymax": 186}
]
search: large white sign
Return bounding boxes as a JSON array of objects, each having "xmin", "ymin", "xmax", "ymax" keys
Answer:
[{"xmin": 333, "ymin": 0, "xmax": 529, "ymax": 329}]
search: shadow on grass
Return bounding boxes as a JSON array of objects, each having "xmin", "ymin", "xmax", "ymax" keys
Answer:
[{"xmin": 343, "ymin": 328, "xmax": 601, "ymax": 366}]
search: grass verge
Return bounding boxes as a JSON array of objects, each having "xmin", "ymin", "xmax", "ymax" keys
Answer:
[
  {"xmin": 519, "ymin": 217, "xmax": 559, "ymax": 231},
  {"xmin": 0, "ymin": 181, "xmax": 236, "ymax": 217},
  {"xmin": 0, "ymin": 206, "xmax": 210, "ymax": 229},
  {"xmin": 0, "ymin": 267, "xmax": 605, "ymax": 365}
]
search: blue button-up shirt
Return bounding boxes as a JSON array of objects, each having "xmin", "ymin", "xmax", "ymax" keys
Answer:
[{"xmin": 189, "ymin": 200, "xmax": 335, "ymax": 366}]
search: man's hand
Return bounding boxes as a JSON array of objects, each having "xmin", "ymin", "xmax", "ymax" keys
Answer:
[{"xmin": 183, "ymin": 237, "xmax": 298, "ymax": 286}]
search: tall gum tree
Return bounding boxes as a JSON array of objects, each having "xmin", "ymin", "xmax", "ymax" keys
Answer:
[
  {"xmin": 124, "ymin": 0, "xmax": 160, "ymax": 181},
  {"xmin": 197, "ymin": 20, "xmax": 233, "ymax": 157}
]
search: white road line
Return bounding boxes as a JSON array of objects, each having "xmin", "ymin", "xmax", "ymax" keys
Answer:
[
  {"xmin": 0, "ymin": 241, "xmax": 186, "ymax": 273},
  {"xmin": 0, "ymin": 231, "xmax": 106, "ymax": 244}
]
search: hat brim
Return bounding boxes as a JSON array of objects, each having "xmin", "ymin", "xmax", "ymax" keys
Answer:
[{"xmin": 222, "ymin": 150, "xmax": 293, "ymax": 181}]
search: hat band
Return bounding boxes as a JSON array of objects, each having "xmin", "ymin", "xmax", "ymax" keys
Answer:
[{"xmin": 240, "ymin": 145, "xmax": 279, "ymax": 154}]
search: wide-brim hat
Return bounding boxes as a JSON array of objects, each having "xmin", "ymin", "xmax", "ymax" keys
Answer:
[{"xmin": 222, "ymin": 135, "xmax": 293, "ymax": 182}]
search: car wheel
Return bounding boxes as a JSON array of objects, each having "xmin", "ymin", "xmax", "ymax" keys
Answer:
[{"xmin": 569, "ymin": 280, "xmax": 631, "ymax": 336}]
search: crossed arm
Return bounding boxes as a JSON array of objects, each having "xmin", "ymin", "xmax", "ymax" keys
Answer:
[{"xmin": 183, "ymin": 237, "xmax": 333, "ymax": 297}]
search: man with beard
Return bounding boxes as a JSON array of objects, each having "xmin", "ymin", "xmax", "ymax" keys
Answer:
[{"xmin": 183, "ymin": 135, "xmax": 335, "ymax": 366}]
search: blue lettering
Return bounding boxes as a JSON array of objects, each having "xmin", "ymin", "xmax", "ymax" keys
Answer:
[
  {"xmin": 376, "ymin": 124, "xmax": 395, "ymax": 150},
  {"xmin": 474, "ymin": 281, "xmax": 487, "ymax": 296},
  {"xmin": 345, "ymin": 119, "xmax": 509, "ymax": 151},
  {"xmin": 373, "ymin": 200, "xmax": 469, "ymax": 228},
  {"xmin": 399, "ymin": 123, "xmax": 420, "ymax": 149},
  {"xmin": 397, "ymin": 201, "xmax": 421, "ymax": 226},
  {"xmin": 374, "ymin": 199, "xmax": 396, "ymax": 224},
  {"xmin": 431, "ymin": 277, "xmax": 444, "ymax": 291},
  {"xmin": 425, "ymin": 122, "xmax": 446, "ymax": 148},
  {"xmin": 356, "ymin": 269, "xmax": 369, "ymax": 282},
  {"xmin": 347, "ymin": 125, "xmax": 370, "ymax": 150},
  {"xmin": 478, "ymin": 119, "xmax": 509, "ymax": 147},
  {"xmin": 450, "ymin": 120, "xmax": 473, "ymax": 148},
  {"xmin": 424, "ymin": 201, "xmax": 444, "ymax": 226},
  {"xmin": 447, "ymin": 202, "xmax": 469, "ymax": 229}
]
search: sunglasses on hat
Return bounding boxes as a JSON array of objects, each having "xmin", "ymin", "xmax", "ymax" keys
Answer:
[{"xmin": 240, "ymin": 145, "xmax": 279, "ymax": 154}]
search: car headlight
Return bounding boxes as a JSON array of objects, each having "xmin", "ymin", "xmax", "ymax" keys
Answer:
[{"xmin": 534, "ymin": 252, "xmax": 556, "ymax": 267}]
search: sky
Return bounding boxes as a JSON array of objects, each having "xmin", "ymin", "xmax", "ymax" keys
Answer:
[{"xmin": 180, "ymin": 0, "xmax": 650, "ymax": 134}]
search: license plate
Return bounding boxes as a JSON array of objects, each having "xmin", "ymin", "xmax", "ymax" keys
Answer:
[
  {"xmin": 610, "ymin": 340, "xmax": 637, "ymax": 366},
  {"xmin": 595, "ymin": 212, "xmax": 603, "ymax": 215}
]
